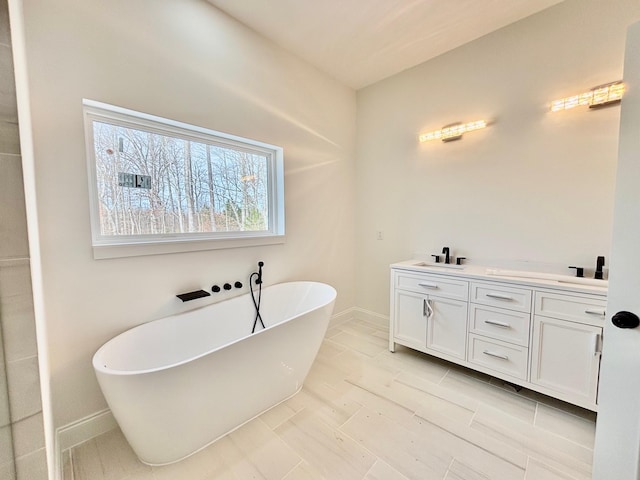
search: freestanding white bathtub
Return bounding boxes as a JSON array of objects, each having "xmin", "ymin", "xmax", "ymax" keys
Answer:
[{"xmin": 93, "ymin": 281, "xmax": 336, "ymax": 465}]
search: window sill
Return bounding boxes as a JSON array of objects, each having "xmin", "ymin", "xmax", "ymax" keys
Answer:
[{"xmin": 92, "ymin": 235, "xmax": 285, "ymax": 260}]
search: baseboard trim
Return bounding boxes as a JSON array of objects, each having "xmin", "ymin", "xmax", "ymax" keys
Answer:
[
  {"xmin": 55, "ymin": 409, "xmax": 117, "ymax": 479},
  {"xmin": 328, "ymin": 307, "xmax": 356, "ymax": 328},
  {"xmin": 352, "ymin": 307, "xmax": 389, "ymax": 328}
]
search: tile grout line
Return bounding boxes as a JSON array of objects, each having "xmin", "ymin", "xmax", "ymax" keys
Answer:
[
  {"xmin": 443, "ymin": 457, "xmax": 455, "ymax": 479},
  {"xmin": 280, "ymin": 459, "xmax": 304, "ymax": 480}
]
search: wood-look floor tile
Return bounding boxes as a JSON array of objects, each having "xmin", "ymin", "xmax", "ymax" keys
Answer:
[
  {"xmin": 341, "ymin": 406, "xmax": 453, "ymax": 479},
  {"xmin": 534, "ymin": 404, "xmax": 595, "ymax": 449},
  {"xmin": 290, "ymin": 382, "xmax": 362, "ymax": 428},
  {"xmin": 440, "ymin": 370, "xmax": 537, "ymax": 424},
  {"xmin": 413, "ymin": 407, "xmax": 527, "ymax": 470},
  {"xmin": 318, "ymin": 348, "xmax": 374, "ymax": 379},
  {"xmin": 316, "ymin": 340, "xmax": 346, "ymax": 361},
  {"xmin": 67, "ymin": 317, "xmax": 596, "ymax": 480},
  {"xmin": 525, "ymin": 458, "xmax": 583, "ymax": 480},
  {"xmin": 274, "ymin": 408, "xmax": 376, "ymax": 480},
  {"xmin": 151, "ymin": 445, "xmax": 216, "ymax": 480},
  {"xmin": 375, "ymin": 348, "xmax": 449, "ymax": 385},
  {"xmin": 72, "ymin": 431, "xmax": 151, "ymax": 480},
  {"xmin": 281, "ymin": 461, "xmax": 325, "ymax": 480},
  {"xmin": 407, "ymin": 413, "xmax": 526, "ymax": 480},
  {"xmin": 395, "ymin": 371, "xmax": 477, "ymax": 412},
  {"xmin": 226, "ymin": 417, "xmax": 301, "ymax": 479},
  {"xmin": 260, "ymin": 400, "xmax": 302, "ymax": 430},
  {"xmin": 489, "ymin": 378, "xmax": 597, "ymax": 423},
  {"xmin": 445, "ymin": 459, "xmax": 492, "ymax": 480},
  {"xmin": 190, "ymin": 435, "xmax": 264, "ymax": 480},
  {"xmin": 329, "ymin": 331, "xmax": 387, "ymax": 357},
  {"xmin": 471, "ymin": 404, "xmax": 592, "ymax": 479},
  {"xmin": 364, "ymin": 458, "xmax": 410, "ymax": 480}
]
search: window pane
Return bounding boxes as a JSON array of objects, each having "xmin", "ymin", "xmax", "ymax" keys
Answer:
[{"xmin": 92, "ymin": 121, "xmax": 270, "ymax": 236}]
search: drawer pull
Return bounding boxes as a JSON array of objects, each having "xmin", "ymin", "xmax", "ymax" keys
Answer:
[
  {"xmin": 485, "ymin": 293, "xmax": 513, "ymax": 301},
  {"xmin": 585, "ymin": 308, "xmax": 606, "ymax": 316},
  {"xmin": 484, "ymin": 319, "xmax": 511, "ymax": 328},
  {"xmin": 483, "ymin": 350, "xmax": 509, "ymax": 361},
  {"xmin": 418, "ymin": 282, "xmax": 438, "ymax": 289}
]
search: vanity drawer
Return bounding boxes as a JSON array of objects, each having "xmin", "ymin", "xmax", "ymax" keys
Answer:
[
  {"xmin": 468, "ymin": 334, "xmax": 529, "ymax": 380},
  {"xmin": 471, "ymin": 282, "xmax": 532, "ymax": 313},
  {"xmin": 534, "ymin": 291, "xmax": 606, "ymax": 325},
  {"xmin": 395, "ymin": 272, "xmax": 468, "ymax": 301},
  {"xmin": 469, "ymin": 304, "xmax": 531, "ymax": 346}
]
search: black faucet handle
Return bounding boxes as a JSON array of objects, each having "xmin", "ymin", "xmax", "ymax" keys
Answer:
[
  {"xmin": 595, "ymin": 256, "xmax": 605, "ymax": 280},
  {"xmin": 431, "ymin": 254, "xmax": 441, "ymax": 263},
  {"xmin": 456, "ymin": 257, "xmax": 466, "ymax": 266},
  {"xmin": 568, "ymin": 266, "xmax": 584, "ymax": 278}
]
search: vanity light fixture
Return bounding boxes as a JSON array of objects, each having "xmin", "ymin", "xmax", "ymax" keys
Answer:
[
  {"xmin": 550, "ymin": 81, "xmax": 625, "ymax": 112},
  {"xmin": 419, "ymin": 120, "xmax": 487, "ymax": 143}
]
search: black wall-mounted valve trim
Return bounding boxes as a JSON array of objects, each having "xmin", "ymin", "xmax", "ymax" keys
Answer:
[
  {"xmin": 234, "ymin": 281, "xmax": 243, "ymax": 289},
  {"xmin": 223, "ymin": 283, "xmax": 232, "ymax": 290},
  {"xmin": 212, "ymin": 285, "xmax": 221, "ymax": 293},
  {"xmin": 176, "ymin": 290, "xmax": 211, "ymax": 302}
]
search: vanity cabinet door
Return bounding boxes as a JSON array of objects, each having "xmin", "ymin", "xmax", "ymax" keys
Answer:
[
  {"xmin": 426, "ymin": 297, "xmax": 468, "ymax": 360},
  {"xmin": 530, "ymin": 315, "xmax": 602, "ymax": 407},
  {"xmin": 393, "ymin": 290, "xmax": 428, "ymax": 351}
]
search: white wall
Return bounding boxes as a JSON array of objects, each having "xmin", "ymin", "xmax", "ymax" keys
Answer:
[
  {"xmin": 355, "ymin": 0, "xmax": 640, "ymax": 315},
  {"xmin": 18, "ymin": 0, "xmax": 356, "ymax": 428}
]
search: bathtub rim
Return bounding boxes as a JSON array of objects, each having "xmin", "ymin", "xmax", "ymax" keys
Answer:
[{"xmin": 92, "ymin": 280, "xmax": 336, "ymax": 377}]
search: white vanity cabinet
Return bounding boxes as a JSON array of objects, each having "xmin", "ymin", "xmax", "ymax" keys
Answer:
[
  {"xmin": 467, "ymin": 282, "xmax": 532, "ymax": 381},
  {"xmin": 391, "ymin": 270, "xmax": 468, "ymax": 362},
  {"xmin": 390, "ymin": 262, "xmax": 607, "ymax": 411},
  {"xmin": 529, "ymin": 291, "xmax": 605, "ymax": 407}
]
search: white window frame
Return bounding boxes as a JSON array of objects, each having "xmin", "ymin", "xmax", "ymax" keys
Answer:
[{"xmin": 83, "ymin": 99, "xmax": 285, "ymax": 259}]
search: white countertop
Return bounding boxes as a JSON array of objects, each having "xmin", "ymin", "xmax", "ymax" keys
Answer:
[{"xmin": 391, "ymin": 259, "xmax": 608, "ymax": 296}]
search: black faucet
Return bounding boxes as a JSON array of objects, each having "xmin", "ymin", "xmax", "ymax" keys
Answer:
[
  {"xmin": 442, "ymin": 247, "xmax": 450, "ymax": 264},
  {"xmin": 595, "ymin": 256, "xmax": 605, "ymax": 280}
]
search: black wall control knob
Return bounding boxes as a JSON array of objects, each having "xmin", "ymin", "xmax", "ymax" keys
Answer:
[
  {"xmin": 223, "ymin": 283, "xmax": 232, "ymax": 291},
  {"xmin": 612, "ymin": 311, "xmax": 640, "ymax": 329},
  {"xmin": 212, "ymin": 285, "xmax": 220, "ymax": 293},
  {"xmin": 234, "ymin": 281, "xmax": 243, "ymax": 288}
]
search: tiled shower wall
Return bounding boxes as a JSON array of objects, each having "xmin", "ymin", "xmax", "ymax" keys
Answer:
[{"xmin": 0, "ymin": 1, "xmax": 47, "ymax": 479}]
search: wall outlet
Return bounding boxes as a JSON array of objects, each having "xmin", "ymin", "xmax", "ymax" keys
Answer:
[{"xmin": 376, "ymin": 231, "xmax": 383, "ymax": 240}]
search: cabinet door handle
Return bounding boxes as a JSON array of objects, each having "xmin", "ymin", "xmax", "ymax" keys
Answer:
[
  {"xmin": 425, "ymin": 300, "xmax": 433, "ymax": 318},
  {"xmin": 423, "ymin": 299, "xmax": 427, "ymax": 317},
  {"xmin": 592, "ymin": 333, "xmax": 602, "ymax": 356},
  {"xmin": 482, "ymin": 350, "xmax": 509, "ymax": 361},
  {"xmin": 585, "ymin": 308, "xmax": 606, "ymax": 316},
  {"xmin": 484, "ymin": 319, "xmax": 511, "ymax": 328},
  {"xmin": 485, "ymin": 293, "xmax": 513, "ymax": 301},
  {"xmin": 418, "ymin": 282, "xmax": 438, "ymax": 289}
]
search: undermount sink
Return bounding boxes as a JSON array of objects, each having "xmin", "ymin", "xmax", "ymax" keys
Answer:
[
  {"xmin": 485, "ymin": 268, "xmax": 608, "ymax": 287},
  {"xmin": 413, "ymin": 262, "xmax": 465, "ymax": 270}
]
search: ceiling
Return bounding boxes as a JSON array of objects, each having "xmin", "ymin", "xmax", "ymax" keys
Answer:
[{"xmin": 207, "ymin": 0, "xmax": 565, "ymax": 90}]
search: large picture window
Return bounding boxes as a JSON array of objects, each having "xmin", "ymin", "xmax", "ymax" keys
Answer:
[{"xmin": 83, "ymin": 100, "xmax": 284, "ymax": 258}]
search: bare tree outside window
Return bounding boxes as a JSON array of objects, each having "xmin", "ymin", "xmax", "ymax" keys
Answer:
[{"xmin": 92, "ymin": 122, "xmax": 270, "ymax": 237}]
